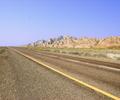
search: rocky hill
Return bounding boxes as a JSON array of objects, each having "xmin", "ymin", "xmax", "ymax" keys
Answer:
[
  {"xmin": 97, "ymin": 36, "xmax": 120, "ymax": 48},
  {"xmin": 27, "ymin": 36, "xmax": 120, "ymax": 49}
]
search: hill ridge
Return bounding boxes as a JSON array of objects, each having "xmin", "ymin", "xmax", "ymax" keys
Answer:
[{"xmin": 27, "ymin": 36, "xmax": 120, "ymax": 49}]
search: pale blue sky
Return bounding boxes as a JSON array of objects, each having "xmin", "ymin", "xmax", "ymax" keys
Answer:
[{"xmin": 0, "ymin": 0, "xmax": 120, "ymax": 46}]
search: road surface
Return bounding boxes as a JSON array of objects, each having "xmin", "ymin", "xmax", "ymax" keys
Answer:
[{"xmin": 0, "ymin": 47, "xmax": 119, "ymax": 100}]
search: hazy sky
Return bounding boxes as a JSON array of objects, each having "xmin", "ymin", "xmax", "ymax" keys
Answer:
[{"xmin": 0, "ymin": 0, "xmax": 120, "ymax": 46}]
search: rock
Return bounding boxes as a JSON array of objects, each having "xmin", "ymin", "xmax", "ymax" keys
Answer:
[
  {"xmin": 97, "ymin": 36, "xmax": 120, "ymax": 48},
  {"xmin": 27, "ymin": 35, "xmax": 120, "ymax": 49}
]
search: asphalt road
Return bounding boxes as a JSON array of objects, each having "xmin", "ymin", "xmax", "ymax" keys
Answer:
[
  {"xmin": 0, "ymin": 47, "xmax": 118, "ymax": 100},
  {"xmin": 15, "ymin": 47, "xmax": 120, "ymax": 98}
]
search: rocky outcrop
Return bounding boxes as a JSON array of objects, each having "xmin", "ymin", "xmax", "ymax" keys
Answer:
[
  {"xmin": 74, "ymin": 37, "xmax": 98, "ymax": 48},
  {"xmin": 27, "ymin": 35, "xmax": 120, "ymax": 49},
  {"xmin": 97, "ymin": 36, "xmax": 120, "ymax": 48}
]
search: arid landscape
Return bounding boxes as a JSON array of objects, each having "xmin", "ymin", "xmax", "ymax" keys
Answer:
[
  {"xmin": 0, "ymin": 36, "xmax": 120, "ymax": 100},
  {"xmin": 0, "ymin": 0, "xmax": 120, "ymax": 100},
  {"xmin": 27, "ymin": 36, "xmax": 120, "ymax": 49},
  {"xmin": 27, "ymin": 36, "xmax": 120, "ymax": 61}
]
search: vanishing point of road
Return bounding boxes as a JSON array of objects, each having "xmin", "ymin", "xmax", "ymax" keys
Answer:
[{"xmin": 0, "ymin": 47, "xmax": 120, "ymax": 100}]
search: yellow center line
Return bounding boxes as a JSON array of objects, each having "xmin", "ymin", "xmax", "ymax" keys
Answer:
[{"xmin": 12, "ymin": 48, "xmax": 120, "ymax": 100}]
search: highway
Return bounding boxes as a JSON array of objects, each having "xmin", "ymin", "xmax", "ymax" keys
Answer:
[{"xmin": 0, "ymin": 47, "xmax": 120, "ymax": 100}]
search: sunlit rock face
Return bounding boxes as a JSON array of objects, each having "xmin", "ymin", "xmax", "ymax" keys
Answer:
[
  {"xmin": 97, "ymin": 36, "xmax": 120, "ymax": 48},
  {"xmin": 75, "ymin": 37, "xmax": 98, "ymax": 48},
  {"xmin": 27, "ymin": 36, "xmax": 120, "ymax": 49},
  {"xmin": 51, "ymin": 36, "xmax": 77, "ymax": 48}
]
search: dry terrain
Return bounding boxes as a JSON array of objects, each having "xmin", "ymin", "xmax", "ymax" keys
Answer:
[{"xmin": 27, "ymin": 36, "xmax": 120, "ymax": 61}]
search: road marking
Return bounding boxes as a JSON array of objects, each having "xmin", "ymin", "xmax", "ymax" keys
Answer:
[
  {"xmin": 37, "ymin": 52, "xmax": 120, "ymax": 72},
  {"xmin": 65, "ymin": 58, "xmax": 120, "ymax": 72},
  {"xmin": 12, "ymin": 48, "xmax": 120, "ymax": 100}
]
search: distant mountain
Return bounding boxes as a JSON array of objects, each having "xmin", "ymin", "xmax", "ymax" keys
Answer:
[{"xmin": 27, "ymin": 36, "xmax": 120, "ymax": 49}]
